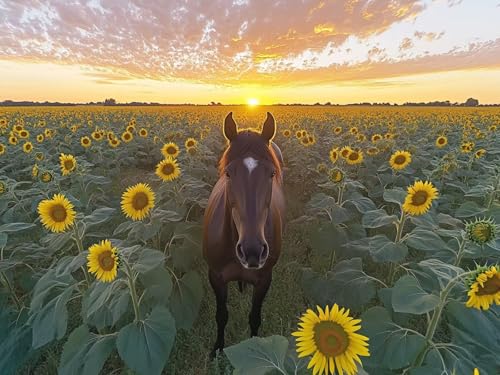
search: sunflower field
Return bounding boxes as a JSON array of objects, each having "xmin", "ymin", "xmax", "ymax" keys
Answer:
[{"xmin": 0, "ymin": 106, "xmax": 499, "ymax": 375}]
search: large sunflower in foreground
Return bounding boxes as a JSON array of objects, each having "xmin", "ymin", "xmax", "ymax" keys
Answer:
[
  {"xmin": 389, "ymin": 150, "xmax": 411, "ymax": 171},
  {"xmin": 121, "ymin": 183, "xmax": 155, "ymax": 221},
  {"xmin": 60, "ymin": 153, "xmax": 77, "ymax": 176},
  {"xmin": 155, "ymin": 158, "xmax": 181, "ymax": 181},
  {"xmin": 161, "ymin": 142, "xmax": 180, "ymax": 158},
  {"xmin": 293, "ymin": 304, "xmax": 369, "ymax": 375},
  {"xmin": 466, "ymin": 265, "xmax": 500, "ymax": 310},
  {"xmin": 87, "ymin": 239, "xmax": 119, "ymax": 282},
  {"xmin": 38, "ymin": 193, "xmax": 76, "ymax": 232},
  {"xmin": 402, "ymin": 180, "xmax": 438, "ymax": 216}
]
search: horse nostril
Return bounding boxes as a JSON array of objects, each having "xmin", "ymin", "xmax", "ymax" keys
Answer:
[
  {"xmin": 236, "ymin": 243, "xmax": 244, "ymax": 260},
  {"xmin": 261, "ymin": 244, "xmax": 269, "ymax": 260}
]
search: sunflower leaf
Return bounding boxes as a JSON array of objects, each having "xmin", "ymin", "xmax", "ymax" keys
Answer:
[{"xmin": 391, "ymin": 275, "xmax": 439, "ymax": 314}]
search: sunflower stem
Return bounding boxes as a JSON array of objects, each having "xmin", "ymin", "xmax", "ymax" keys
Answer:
[
  {"xmin": 388, "ymin": 210, "xmax": 407, "ymax": 284},
  {"xmin": 453, "ymin": 236, "xmax": 467, "ymax": 267},
  {"xmin": 413, "ymin": 270, "xmax": 476, "ymax": 368},
  {"xmin": 73, "ymin": 224, "xmax": 91, "ymax": 287},
  {"xmin": 0, "ymin": 271, "xmax": 22, "ymax": 311},
  {"xmin": 124, "ymin": 261, "xmax": 141, "ymax": 322}
]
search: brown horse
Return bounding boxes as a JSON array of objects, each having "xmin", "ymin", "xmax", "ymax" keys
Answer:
[{"xmin": 203, "ymin": 112, "xmax": 285, "ymax": 356}]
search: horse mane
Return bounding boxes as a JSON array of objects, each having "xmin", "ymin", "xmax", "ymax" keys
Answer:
[{"xmin": 218, "ymin": 130, "xmax": 282, "ymax": 181}]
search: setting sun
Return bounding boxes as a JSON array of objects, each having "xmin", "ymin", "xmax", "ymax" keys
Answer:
[{"xmin": 247, "ymin": 98, "xmax": 259, "ymax": 106}]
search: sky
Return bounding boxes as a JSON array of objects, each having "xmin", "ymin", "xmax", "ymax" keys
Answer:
[{"xmin": 0, "ymin": 0, "xmax": 499, "ymax": 104}]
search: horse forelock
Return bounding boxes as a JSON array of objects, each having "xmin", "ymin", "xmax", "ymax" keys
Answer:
[{"xmin": 218, "ymin": 130, "xmax": 282, "ymax": 180}]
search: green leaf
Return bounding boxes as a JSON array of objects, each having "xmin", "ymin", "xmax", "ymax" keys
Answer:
[
  {"xmin": 84, "ymin": 207, "xmax": 116, "ymax": 229},
  {"xmin": 0, "ymin": 222, "xmax": 36, "ymax": 233},
  {"xmin": 116, "ymin": 306, "xmax": 176, "ymax": 375},
  {"xmin": 225, "ymin": 335, "xmax": 289, "ymax": 375},
  {"xmin": 345, "ymin": 196, "xmax": 377, "ymax": 213},
  {"xmin": 362, "ymin": 209, "xmax": 398, "ymax": 228},
  {"xmin": 169, "ymin": 270, "xmax": 203, "ymax": 330},
  {"xmin": 391, "ymin": 275, "xmax": 439, "ymax": 314},
  {"xmin": 383, "ymin": 188, "xmax": 406, "ymax": 205},
  {"xmin": 82, "ymin": 280, "xmax": 130, "ymax": 330},
  {"xmin": 405, "ymin": 229, "xmax": 450, "ymax": 252},
  {"xmin": 455, "ymin": 201, "xmax": 486, "ymax": 218},
  {"xmin": 59, "ymin": 325, "xmax": 116, "ymax": 375},
  {"xmin": 310, "ymin": 222, "xmax": 348, "ymax": 256},
  {"xmin": 349, "ymin": 235, "xmax": 408, "ymax": 263},
  {"xmin": 139, "ymin": 265, "xmax": 173, "ymax": 306},
  {"xmin": 0, "ymin": 312, "xmax": 34, "ymax": 375},
  {"xmin": 302, "ymin": 258, "xmax": 376, "ymax": 310},
  {"xmin": 133, "ymin": 248, "xmax": 165, "ymax": 274},
  {"xmin": 30, "ymin": 284, "xmax": 76, "ymax": 348},
  {"xmin": 171, "ymin": 241, "xmax": 200, "ymax": 272},
  {"xmin": 361, "ymin": 306, "xmax": 426, "ymax": 371},
  {"xmin": 0, "ymin": 232, "xmax": 7, "ymax": 248}
]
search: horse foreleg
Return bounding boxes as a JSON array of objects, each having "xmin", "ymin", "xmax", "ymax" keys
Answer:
[
  {"xmin": 249, "ymin": 273, "xmax": 272, "ymax": 337},
  {"xmin": 209, "ymin": 269, "xmax": 228, "ymax": 357}
]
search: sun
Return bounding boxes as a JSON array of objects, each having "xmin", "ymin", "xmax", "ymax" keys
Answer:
[{"xmin": 247, "ymin": 98, "xmax": 259, "ymax": 106}]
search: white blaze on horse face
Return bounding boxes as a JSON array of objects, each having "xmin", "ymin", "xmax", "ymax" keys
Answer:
[{"xmin": 243, "ymin": 157, "xmax": 259, "ymax": 175}]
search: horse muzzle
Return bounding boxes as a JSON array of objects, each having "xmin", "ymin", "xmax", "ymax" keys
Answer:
[{"xmin": 236, "ymin": 238, "xmax": 269, "ymax": 269}]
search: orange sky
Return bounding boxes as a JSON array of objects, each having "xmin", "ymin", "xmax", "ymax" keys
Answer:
[{"xmin": 1, "ymin": 0, "xmax": 499, "ymax": 104}]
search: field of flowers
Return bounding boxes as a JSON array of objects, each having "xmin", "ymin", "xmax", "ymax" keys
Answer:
[{"xmin": 0, "ymin": 105, "xmax": 498, "ymax": 375}]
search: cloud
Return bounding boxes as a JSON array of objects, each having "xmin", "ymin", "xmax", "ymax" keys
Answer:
[{"xmin": 0, "ymin": 0, "xmax": 497, "ymax": 86}]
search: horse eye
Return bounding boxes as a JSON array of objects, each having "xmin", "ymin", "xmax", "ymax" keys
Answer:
[
  {"xmin": 225, "ymin": 171, "xmax": 230, "ymax": 178},
  {"xmin": 271, "ymin": 171, "xmax": 276, "ymax": 178}
]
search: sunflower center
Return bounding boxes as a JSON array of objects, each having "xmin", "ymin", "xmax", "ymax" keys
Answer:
[
  {"xmin": 132, "ymin": 192, "xmax": 149, "ymax": 210},
  {"xmin": 167, "ymin": 146, "xmax": 176, "ymax": 154},
  {"xmin": 472, "ymin": 224, "xmax": 493, "ymax": 242},
  {"xmin": 162, "ymin": 163, "xmax": 175, "ymax": 175},
  {"xmin": 187, "ymin": 140, "xmax": 194, "ymax": 147},
  {"xmin": 349, "ymin": 152, "xmax": 359, "ymax": 160},
  {"xmin": 314, "ymin": 321, "xmax": 349, "ymax": 357},
  {"xmin": 438, "ymin": 138, "xmax": 445, "ymax": 144},
  {"xmin": 51, "ymin": 204, "xmax": 67, "ymax": 222},
  {"xmin": 98, "ymin": 250, "xmax": 115, "ymax": 271},
  {"xmin": 64, "ymin": 160, "xmax": 74, "ymax": 170},
  {"xmin": 477, "ymin": 276, "xmax": 500, "ymax": 296},
  {"xmin": 394, "ymin": 155, "xmax": 407, "ymax": 165},
  {"xmin": 411, "ymin": 190, "xmax": 428, "ymax": 206}
]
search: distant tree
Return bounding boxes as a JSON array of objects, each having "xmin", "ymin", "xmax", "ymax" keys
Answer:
[
  {"xmin": 464, "ymin": 98, "xmax": 479, "ymax": 107},
  {"xmin": 104, "ymin": 98, "xmax": 116, "ymax": 106}
]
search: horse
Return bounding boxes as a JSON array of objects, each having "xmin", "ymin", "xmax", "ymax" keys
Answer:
[{"xmin": 203, "ymin": 111, "xmax": 285, "ymax": 356}]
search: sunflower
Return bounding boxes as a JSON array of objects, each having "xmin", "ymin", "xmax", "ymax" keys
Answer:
[
  {"xmin": 329, "ymin": 148, "xmax": 339, "ymax": 163},
  {"xmin": 109, "ymin": 138, "xmax": 121, "ymax": 148},
  {"xmin": 161, "ymin": 142, "xmax": 180, "ymax": 158},
  {"xmin": 371, "ymin": 134, "xmax": 382, "ymax": 142},
  {"xmin": 333, "ymin": 126, "xmax": 342, "ymax": 135},
  {"xmin": 37, "ymin": 193, "xmax": 76, "ymax": 232},
  {"xmin": 121, "ymin": 131, "xmax": 133, "ymax": 143},
  {"xmin": 155, "ymin": 158, "xmax": 181, "ymax": 181},
  {"xmin": 9, "ymin": 135, "xmax": 18, "ymax": 145},
  {"xmin": 389, "ymin": 150, "xmax": 411, "ymax": 170},
  {"xmin": 402, "ymin": 180, "xmax": 438, "ymax": 216},
  {"xmin": 40, "ymin": 171, "xmax": 53, "ymax": 183},
  {"xmin": 489, "ymin": 125, "xmax": 497, "ymax": 132},
  {"xmin": 139, "ymin": 128, "xmax": 148, "ymax": 137},
  {"xmin": 435, "ymin": 136, "xmax": 447, "ymax": 148},
  {"xmin": 340, "ymin": 146, "xmax": 352, "ymax": 159},
  {"xmin": 121, "ymin": 183, "xmax": 155, "ymax": 221},
  {"xmin": 316, "ymin": 163, "xmax": 328, "ymax": 174},
  {"xmin": 81, "ymin": 136, "xmax": 92, "ymax": 148},
  {"xmin": 36, "ymin": 134, "xmax": 44, "ymax": 143},
  {"xmin": 92, "ymin": 130, "xmax": 103, "ymax": 141},
  {"xmin": 292, "ymin": 304, "xmax": 370, "ymax": 375},
  {"xmin": 35, "ymin": 152, "xmax": 44, "ymax": 161},
  {"xmin": 385, "ymin": 133, "xmax": 395, "ymax": 139},
  {"xmin": 460, "ymin": 141, "xmax": 474, "ymax": 153},
  {"xmin": 329, "ymin": 168, "xmax": 344, "ymax": 183},
  {"xmin": 23, "ymin": 142, "xmax": 33, "ymax": 154},
  {"xmin": 366, "ymin": 147, "xmax": 379, "ymax": 156},
  {"xmin": 466, "ymin": 218, "xmax": 497, "ymax": 245},
  {"xmin": 18, "ymin": 129, "xmax": 29, "ymax": 139},
  {"xmin": 474, "ymin": 149, "xmax": 486, "ymax": 159},
  {"xmin": 466, "ymin": 265, "xmax": 500, "ymax": 310},
  {"xmin": 0, "ymin": 181, "xmax": 6, "ymax": 195},
  {"xmin": 0, "ymin": 143, "xmax": 5, "ymax": 155},
  {"xmin": 60, "ymin": 154, "xmax": 77, "ymax": 176},
  {"xmin": 349, "ymin": 127, "xmax": 358, "ymax": 135},
  {"xmin": 357, "ymin": 134, "xmax": 366, "ymax": 142},
  {"xmin": 346, "ymin": 150, "xmax": 363, "ymax": 165},
  {"xmin": 185, "ymin": 137, "xmax": 197, "ymax": 149},
  {"xmin": 282, "ymin": 129, "xmax": 291, "ymax": 137},
  {"xmin": 295, "ymin": 130, "xmax": 303, "ymax": 139},
  {"xmin": 32, "ymin": 164, "xmax": 39, "ymax": 178},
  {"xmin": 14, "ymin": 124, "xmax": 23, "ymax": 133},
  {"xmin": 87, "ymin": 240, "xmax": 119, "ymax": 282}
]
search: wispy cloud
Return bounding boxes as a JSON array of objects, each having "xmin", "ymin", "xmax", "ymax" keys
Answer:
[{"xmin": 0, "ymin": 0, "xmax": 498, "ymax": 85}]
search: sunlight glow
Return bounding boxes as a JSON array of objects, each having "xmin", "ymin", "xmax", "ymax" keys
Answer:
[{"xmin": 247, "ymin": 98, "xmax": 259, "ymax": 106}]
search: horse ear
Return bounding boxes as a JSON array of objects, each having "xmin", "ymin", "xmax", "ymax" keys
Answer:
[
  {"xmin": 261, "ymin": 112, "xmax": 276, "ymax": 142},
  {"xmin": 223, "ymin": 112, "xmax": 238, "ymax": 141}
]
